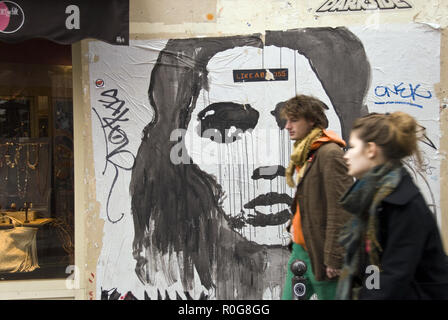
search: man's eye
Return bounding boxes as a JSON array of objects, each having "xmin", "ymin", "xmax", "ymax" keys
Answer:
[{"xmin": 196, "ymin": 102, "xmax": 259, "ymax": 143}]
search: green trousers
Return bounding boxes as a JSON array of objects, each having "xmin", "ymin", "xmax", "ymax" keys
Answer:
[{"xmin": 282, "ymin": 243, "xmax": 338, "ymax": 300}]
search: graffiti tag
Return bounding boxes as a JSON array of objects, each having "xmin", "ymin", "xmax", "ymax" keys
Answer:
[
  {"xmin": 93, "ymin": 89, "xmax": 135, "ymax": 223},
  {"xmin": 374, "ymin": 82, "xmax": 432, "ymax": 108},
  {"xmin": 317, "ymin": 0, "xmax": 412, "ymax": 13}
]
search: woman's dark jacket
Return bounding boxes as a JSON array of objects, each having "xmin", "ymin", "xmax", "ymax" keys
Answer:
[{"xmin": 358, "ymin": 168, "xmax": 448, "ymax": 299}]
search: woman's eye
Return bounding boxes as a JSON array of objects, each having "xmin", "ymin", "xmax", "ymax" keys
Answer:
[{"xmin": 196, "ymin": 102, "xmax": 259, "ymax": 143}]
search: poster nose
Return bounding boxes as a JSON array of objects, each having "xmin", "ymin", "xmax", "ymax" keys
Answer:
[{"xmin": 252, "ymin": 165, "xmax": 286, "ymax": 180}]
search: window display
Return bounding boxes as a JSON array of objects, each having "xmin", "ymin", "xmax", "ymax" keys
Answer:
[{"xmin": 0, "ymin": 39, "xmax": 74, "ymax": 280}]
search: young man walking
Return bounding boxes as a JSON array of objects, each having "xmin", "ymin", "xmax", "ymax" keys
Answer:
[{"xmin": 281, "ymin": 95, "xmax": 352, "ymax": 300}]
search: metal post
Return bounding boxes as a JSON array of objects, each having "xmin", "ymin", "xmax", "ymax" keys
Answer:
[{"xmin": 291, "ymin": 259, "xmax": 307, "ymax": 300}]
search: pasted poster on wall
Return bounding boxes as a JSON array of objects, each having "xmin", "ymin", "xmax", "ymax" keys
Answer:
[{"xmin": 88, "ymin": 23, "xmax": 441, "ymax": 300}]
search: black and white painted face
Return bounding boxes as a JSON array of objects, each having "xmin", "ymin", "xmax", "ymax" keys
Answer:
[{"xmin": 184, "ymin": 46, "xmax": 342, "ymax": 245}]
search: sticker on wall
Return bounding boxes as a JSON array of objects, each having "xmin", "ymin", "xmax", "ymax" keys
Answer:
[
  {"xmin": 233, "ymin": 68, "xmax": 288, "ymax": 82},
  {"xmin": 316, "ymin": 0, "xmax": 412, "ymax": 13},
  {"xmin": 0, "ymin": 1, "xmax": 25, "ymax": 34},
  {"xmin": 95, "ymin": 79, "xmax": 105, "ymax": 88}
]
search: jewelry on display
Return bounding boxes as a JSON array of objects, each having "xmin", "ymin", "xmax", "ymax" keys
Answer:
[
  {"xmin": 26, "ymin": 143, "xmax": 39, "ymax": 170},
  {"xmin": 0, "ymin": 144, "xmax": 4, "ymax": 168},
  {"xmin": 0, "ymin": 143, "xmax": 7, "ymax": 182},
  {"xmin": 37, "ymin": 142, "xmax": 49, "ymax": 197},
  {"xmin": 15, "ymin": 144, "xmax": 28, "ymax": 199},
  {"xmin": 4, "ymin": 142, "xmax": 18, "ymax": 168}
]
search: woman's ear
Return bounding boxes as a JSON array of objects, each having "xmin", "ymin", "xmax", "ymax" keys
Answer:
[{"xmin": 365, "ymin": 142, "xmax": 378, "ymax": 160}]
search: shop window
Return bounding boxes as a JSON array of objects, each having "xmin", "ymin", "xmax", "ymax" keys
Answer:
[{"xmin": 0, "ymin": 39, "xmax": 74, "ymax": 280}]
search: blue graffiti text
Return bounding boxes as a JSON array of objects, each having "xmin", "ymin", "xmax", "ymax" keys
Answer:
[{"xmin": 374, "ymin": 82, "xmax": 432, "ymax": 108}]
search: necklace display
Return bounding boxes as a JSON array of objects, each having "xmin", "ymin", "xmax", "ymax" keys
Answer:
[
  {"xmin": 36, "ymin": 143, "xmax": 49, "ymax": 198},
  {"xmin": 15, "ymin": 144, "xmax": 29, "ymax": 199},
  {"xmin": 0, "ymin": 144, "xmax": 4, "ymax": 168},
  {"xmin": 0, "ymin": 144, "xmax": 5, "ymax": 182},
  {"xmin": 2, "ymin": 142, "xmax": 16, "ymax": 183},
  {"xmin": 4, "ymin": 142, "xmax": 18, "ymax": 169},
  {"xmin": 0, "ymin": 140, "xmax": 51, "ymax": 222},
  {"xmin": 27, "ymin": 143, "xmax": 39, "ymax": 170},
  {"xmin": 0, "ymin": 141, "xmax": 43, "ymax": 199}
]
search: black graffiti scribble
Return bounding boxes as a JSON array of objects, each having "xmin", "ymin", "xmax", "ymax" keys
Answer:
[
  {"xmin": 403, "ymin": 151, "xmax": 437, "ymax": 217},
  {"xmin": 93, "ymin": 89, "xmax": 136, "ymax": 223}
]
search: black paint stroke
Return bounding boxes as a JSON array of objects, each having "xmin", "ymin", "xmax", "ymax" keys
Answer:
[
  {"xmin": 100, "ymin": 288, "xmax": 208, "ymax": 300},
  {"xmin": 403, "ymin": 159, "xmax": 437, "ymax": 217},
  {"xmin": 225, "ymin": 208, "xmax": 292, "ymax": 229},
  {"xmin": 130, "ymin": 34, "xmax": 275, "ymax": 299},
  {"xmin": 101, "ymin": 287, "xmax": 121, "ymax": 300},
  {"xmin": 245, "ymin": 209, "xmax": 292, "ymax": 227},
  {"xmin": 251, "ymin": 165, "xmax": 286, "ymax": 180},
  {"xmin": 416, "ymin": 124, "xmax": 437, "ymax": 150},
  {"xmin": 123, "ymin": 291, "xmax": 138, "ymax": 300},
  {"xmin": 420, "ymin": 133, "xmax": 437, "ymax": 150},
  {"xmin": 243, "ymin": 192, "xmax": 293, "ymax": 209},
  {"xmin": 197, "ymin": 102, "xmax": 259, "ymax": 142},
  {"xmin": 226, "ymin": 212, "xmax": 246, "ymax": 230},
  {"xmin": 271, "ymin": 101, "xmax": 287, "ymax": 129},
  {"xmin": 266, "ymin": 27, "xmax": 371, "ymax": 142},
  {"xmin": 94, "ymin": 89, "xmax": 136, "ymax": 224}
]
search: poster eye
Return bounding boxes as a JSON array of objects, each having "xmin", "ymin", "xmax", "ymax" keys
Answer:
[
  {"xmin": 271, "ymin": 101, "xmax": 287, "ymax": 129},
  {"xmin": 196, "ymin": 102, "xmax": 259, "ymax": 143}
]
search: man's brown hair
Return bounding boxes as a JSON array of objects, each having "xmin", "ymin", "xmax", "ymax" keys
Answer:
[{"xmin": 280, "ymin": 94, "xmax": 329, "ymax": 129}]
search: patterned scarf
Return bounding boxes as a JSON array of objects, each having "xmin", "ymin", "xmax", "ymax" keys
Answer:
[
  {"xmin": 335, "ymin": 162, "xmax": 403, "ymax": 300},
  {"xmin": 285, "ymin": 127, "xmax": 323, "ymax": 188}
]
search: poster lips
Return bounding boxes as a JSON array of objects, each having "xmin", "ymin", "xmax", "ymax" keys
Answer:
[{"xmin": 243, "ymin": 192, "xmax": 293, "ymax": 209}]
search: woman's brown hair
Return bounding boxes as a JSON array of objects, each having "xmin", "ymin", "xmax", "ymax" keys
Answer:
[{"xmin": 352, "ymin": 111, "xmax": 422, "ymax": 166}]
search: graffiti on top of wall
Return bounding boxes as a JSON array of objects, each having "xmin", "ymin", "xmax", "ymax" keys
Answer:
[
  {"xmin": 88, "ymin": 23, "xmax": 441, "ymax": 300},
  {"xmin": 316, "ymin": 0, "xmax": 413, "ymax": 13}
]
